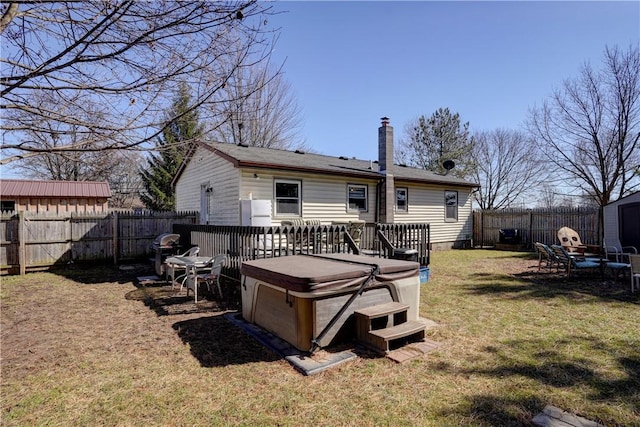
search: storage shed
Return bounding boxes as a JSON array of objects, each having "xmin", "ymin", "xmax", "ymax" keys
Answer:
[
  {"xmin": 603, "ymin": 191, "xmax": 640, "ymax": 250},
  {"xmin": 0, "ymin": 179, "xmax": 112, "ymax": 214}
]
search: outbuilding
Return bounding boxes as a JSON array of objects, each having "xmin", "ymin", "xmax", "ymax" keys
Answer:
[
  {"xmin": 603, "ymin": 191, "xmax": 640, "ymax": 250},
  {"xmin": 0, "ymin": 179, "xmax": 112, "ymax": 214}
]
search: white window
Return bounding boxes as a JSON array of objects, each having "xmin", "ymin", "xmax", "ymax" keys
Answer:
[
  {"xmin": 445, "ymin": 190, "xmax": 458, "ymax": 222},
  {"xmin": 347, "ymin": 184, "xmax": 368, "ymax": 212},
  {"xmin": 275, "ymin": 179, "xmax": 301, "ymax": 216},
  {"xmin": 396, "ymin": 187, "xmax": 408, "ymax": 212}
]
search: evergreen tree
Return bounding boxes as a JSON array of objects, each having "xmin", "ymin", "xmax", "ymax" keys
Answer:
[
  {"xmin": 140, "ymin": 83, "xmax": 202, "ymax": 210},
  {"xmin": 396, "ymin": 108, "xmax": 475, "ymax": 178}
]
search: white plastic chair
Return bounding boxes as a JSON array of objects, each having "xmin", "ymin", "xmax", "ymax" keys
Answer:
[
  {"xmin": 603, "ymin": 238, "xmax": 638, "ymax": 263},
  {"xmin": 630, "ymin": 254, "xmax": 640, "ymax": 293},
  {"xmin": 185, "ymin": 254, "xmax": 227, "ymax": 303},
  {"xmin": 165, "ymin": 246, "xmax": 200, "ymax": 288}
]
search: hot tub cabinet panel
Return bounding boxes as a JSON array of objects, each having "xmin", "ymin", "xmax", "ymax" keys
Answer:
[{"xmin": 241, "ymin": 254, "xmax": 421, "ymax": 352}]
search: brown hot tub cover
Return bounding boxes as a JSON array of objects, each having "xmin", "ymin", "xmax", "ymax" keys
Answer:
[{"xmin": 241, "ymin": 254, "xmax": 419, "ymax": 293}]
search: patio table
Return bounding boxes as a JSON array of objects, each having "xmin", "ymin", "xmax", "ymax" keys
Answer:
[{"xmin": 164, "ymin": 256, "xmax": 213, "ymax": 288}]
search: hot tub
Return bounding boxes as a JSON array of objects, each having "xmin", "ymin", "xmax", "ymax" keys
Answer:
[{"xmin": 240, "ymin": 254, "xmax": 420, "ymax": 352}]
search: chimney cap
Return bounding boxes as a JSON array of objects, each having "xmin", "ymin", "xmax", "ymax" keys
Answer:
[{"xmin": 380, "ymin": 117, "xmax": 390, "ymax": 126}]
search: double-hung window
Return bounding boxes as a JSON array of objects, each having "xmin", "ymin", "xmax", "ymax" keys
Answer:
[
  {"xmin": 275, "ymin": 179, "xmax": 301, "ymax": 216},
  {"xmin": 445, "ymin": 190, "xmax": 458, "ymax": 222},
  {"xmin": 396, "ymin": 187, "xmax": 408, "ymax": 212},
  {"xmin": 347, "ymin": 184, "xmax": 368, "ymax": 212}
]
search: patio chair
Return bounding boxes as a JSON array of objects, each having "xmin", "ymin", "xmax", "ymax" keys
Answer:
[
  {"xmin": 534, "ymin": 242, "xmax": 561, "ymax": 272},
  {"xmin": 550, "ymin": 244, "xmax": 600, "ymax": 276},
  {"xmin": 282, "ymin": 218, "xmax": 313, "ymax": 252},
  {"xmin": 630, "ymin": 254, "xmax": 640, "ymax": 293},
  {"xmin": 557, "ymin": 226, "xmax": 600, "ymax": 257},
  {"xmin": 165, "ymin": 246, "xmax": 200, "ymax": 288},
  {"xmin": 185, "ymin": 254, "xmax": 227, "ymax": 303},
  {"xmin": 347, "ymin": 220, "xmax": 366, "ymax": 247},
  {"xmin": 603, "ymin": 238, "xmax": 638, "ymax": 263}
]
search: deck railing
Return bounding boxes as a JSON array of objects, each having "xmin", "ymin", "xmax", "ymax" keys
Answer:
[{"xmin": 172, "ymin": 222, "xmax": 430, "ymax": 281}]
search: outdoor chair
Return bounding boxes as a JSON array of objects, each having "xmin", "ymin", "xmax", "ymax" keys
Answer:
[
  {"xmin": 347, "ymin": 220, "xmax": 366, "ymax": 248},
  {"xmin": 550, "ymin": 244, "xmax": 600, "ymax": 276},
  {"xmin": 603, "ymin": 238, "xmax": 638, "ymax": 264},
  {"xmin": 605, "ymin": 260, "xmax": 631, "ymax": 282},
  {"xmin": 630, "ymin": 254, "xmax": 640, "ymax": 293},
  {"xmin": 534, "ymin": 242, "xmax": 561, "ymax": 272},
  {"xmin": 185, "ymin": 254, "xmax": 227, "ymax": 303},
  {"xmin": 165, "ymin": 246, "xmax": 200, "ymax": 288},
  {"xmin": 282, "ymin": 218, "xmax": 315, "ymax": 252},
  {"xmin": 557, "ymin": 226, "xmax": 600, "ymax": 257}
]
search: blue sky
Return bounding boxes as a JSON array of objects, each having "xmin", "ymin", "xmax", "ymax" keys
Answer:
[{"xmin": 268, "ymin": 1, "xmax": 640, "ymax": 161}]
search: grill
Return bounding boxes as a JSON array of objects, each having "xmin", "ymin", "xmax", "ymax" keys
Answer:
[
  {"xmin": 499, "ymin": 228, "xmax": 521, "ymax": 244},
  {"xmin": 150, "ymin": 233, "xmax": 180, "ymax": 276}
]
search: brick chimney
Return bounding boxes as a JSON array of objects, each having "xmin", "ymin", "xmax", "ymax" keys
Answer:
[
  {"xmin": 378, "ymin": 117, "xmax": 394, "ymax": 223},
  {"xmin": 378, "ymin": 116, "xmax": 393, "ymax": 174}
]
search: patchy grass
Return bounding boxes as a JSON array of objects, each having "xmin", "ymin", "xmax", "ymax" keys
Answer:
[{"xmin": 1, "ymin": 250, "xmax": 638, "ymax": 426}]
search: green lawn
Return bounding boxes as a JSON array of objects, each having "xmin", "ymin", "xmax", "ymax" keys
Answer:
[{"xmin": 1, "ymin": 250, "xmax": 638, "ymax": 426}]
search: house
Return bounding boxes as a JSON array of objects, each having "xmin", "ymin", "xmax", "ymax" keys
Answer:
[
  {"xmin": 0, "ymin": 179, "xmax": 112, "ymax": 214},
  {"xmin": 603, "ymin": 191, "xmax": 640, "ymax": 250},
  {"xmin": 174, "ymin": 118, "xmax": 479, "ymax": 249}
]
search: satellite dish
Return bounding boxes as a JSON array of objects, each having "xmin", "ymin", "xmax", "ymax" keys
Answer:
[{"xmin": 443, "ymin": 160, "xmax": 455, "ymax": 174}]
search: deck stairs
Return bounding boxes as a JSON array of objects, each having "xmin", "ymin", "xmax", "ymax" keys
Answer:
[{"xmin": 354, "ymin": 302, "xmax": 427, "ymax": 355}]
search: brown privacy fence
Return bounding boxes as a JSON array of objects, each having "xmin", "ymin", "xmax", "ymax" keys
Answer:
[
  {"xmin": 0, "ymin": 210, "xmax": 198, "ymax": 275},
  {"xmin": 173, "ymin": 222, "xmax": 431, "ymax": 281},
  {"xmin": 472, "ymin": 207, "xmax": 600, "ymax": 249}
]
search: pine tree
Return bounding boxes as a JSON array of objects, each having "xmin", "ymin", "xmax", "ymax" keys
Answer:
[
  {"xmin": 140, "ymin": 83, "xmax": 202, "ymax": 211},
  {"xmin": 397, "ymin": 108, "xmax": 475, "ymax": 178}
]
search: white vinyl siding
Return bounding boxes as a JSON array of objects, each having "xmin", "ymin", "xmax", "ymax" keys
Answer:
[
  {"xmin": 391, "ymin": 183, "xmax": 473, "ymax": 244},
  {"xmin": 175, "ymin": 146, "xmax": 240, "ymax": 225},
  {"xmin": 239, "ymin": 170, "xmax": 375, "ymax": 223}
]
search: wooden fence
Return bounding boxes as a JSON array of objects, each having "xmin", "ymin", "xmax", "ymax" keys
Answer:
[
  {"xmin": 1, "ymin": 210, "xmax": 198, "ymax": 275},
  {"xmin": 472, "ymin": 207, "xmax": 600, "ymax": 249}
]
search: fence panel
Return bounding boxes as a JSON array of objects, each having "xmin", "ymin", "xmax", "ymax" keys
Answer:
[
  {"xmin": 116, "ymin": 211, "xmax": 197, "ymax": 261},
  {"xmin": 0, "ymin": 210, "xmax": 198, "ymax": 274},
  {"xmin": 24, "ymin": 214, "xmax": 72, "ymax": 267},
  {"xmin": 473, "ymin": 207, "xmax": 600, "ymax": 249},
  {"xmin": 71, "ymin": 214, "xmax": 113, "ymax": 261}
]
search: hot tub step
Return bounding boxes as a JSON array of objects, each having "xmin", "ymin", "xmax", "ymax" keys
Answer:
[
  {"xmin": 365, "ymin": 321, "xmax": 426, "ymax": 354},
  {"xmin": 354, "ymin": 302, "xmax": 426, "ymax": 355},
  {"xmin": 354, "ymin": 301, "xmax": 409, "ymax": 318}
]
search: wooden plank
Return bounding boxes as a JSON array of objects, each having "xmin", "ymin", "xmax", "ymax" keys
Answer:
[
  {"xmin": 354, "ymin": 301, "xmax": 409, "ymax": 319},
  {"xmin": 368, "ymin": 321, "xmax": 425, "ymax": 341}
]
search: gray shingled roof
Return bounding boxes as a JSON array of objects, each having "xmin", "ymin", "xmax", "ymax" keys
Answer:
[
  {"xmin": 200, "ymin": 142, "xmax": 479, "ymax": 188},
  {"xmin": 0, "ymin": 179, "xmax": 112, "ymax": 198}
]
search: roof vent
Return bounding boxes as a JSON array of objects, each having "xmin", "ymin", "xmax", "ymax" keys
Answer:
[
  {"xmin": 339, "ymin": 156, "xmax": 349, "ymax": 160},
  {"xmin": 295, "ymin": 150, "xmax": 305, "ymax": 154},
  {"xmin": 237, "ymin": 143, "xmax": 249, "ymax": 148}
]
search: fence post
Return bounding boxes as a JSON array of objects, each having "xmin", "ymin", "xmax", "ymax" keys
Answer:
[
  {"xmin": 18, "ymin": 211, "xmax": 25, "ymax": 276},
  {"xmin": 112, "ymin": 211, "xmax": 119, "ymax": 265}
]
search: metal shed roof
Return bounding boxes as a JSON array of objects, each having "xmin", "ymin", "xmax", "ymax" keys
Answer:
[{"xmin": 0, "ymin": 179, "xmax": 112, "ymax": 198}]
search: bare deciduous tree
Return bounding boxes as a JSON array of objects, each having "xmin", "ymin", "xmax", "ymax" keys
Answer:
[
  {"xmin": 1, "ymin": 1, "xmax": 276, "ymax": 164},
  {"xmin": 528, "ymin": 45, "xmax": 640, "ymax": 208},
  {"xmin": 207, "ymin": 59, "xmax": 305, "ymax": 150},
  {"xmin": 471, "ymin": 129, "xmax": 545, "ymax": 209}
]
